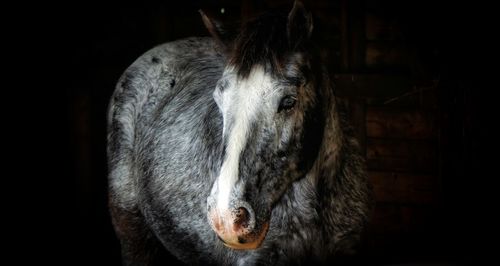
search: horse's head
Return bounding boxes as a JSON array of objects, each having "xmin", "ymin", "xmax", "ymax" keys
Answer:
[{"xmin": 203, "ymin": 1, "xmax": 324, "ymax": 249}]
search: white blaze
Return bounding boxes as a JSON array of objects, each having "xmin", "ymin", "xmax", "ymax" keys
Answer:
[{"xmin": 216, "ymin": 66, "xmax": 272, "ymax": 210}]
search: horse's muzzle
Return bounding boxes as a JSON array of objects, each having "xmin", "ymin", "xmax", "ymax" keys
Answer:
[{"xmin": 207, "ymin": 200, "xmax": 269, "ymax": 250}]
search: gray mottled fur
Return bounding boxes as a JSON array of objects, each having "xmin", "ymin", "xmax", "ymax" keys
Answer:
[{"xmin": 107, "ymin": 37, "xmax": 373, "ymax": 265}]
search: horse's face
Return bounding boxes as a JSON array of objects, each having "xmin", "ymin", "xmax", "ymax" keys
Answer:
[{"xmin": 207, "ymin": 51, "xmax": 323, "ymax": 249}]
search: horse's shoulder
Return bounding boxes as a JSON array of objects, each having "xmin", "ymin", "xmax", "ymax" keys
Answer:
[
  {"xmin": 107, "ymin": 37, "xmax": 220, "ymax": 209},
  {"xmin": 111, "ymin": 37, "xmax": 218, "ymax": 111},
  {"xmin": 139, "ymin": 37, "xmax": 218, "ymax": 77}
]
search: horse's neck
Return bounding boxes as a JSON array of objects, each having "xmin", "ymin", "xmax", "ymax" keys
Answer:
[
  {"xmin": 305, "ymin": 93, "xmax": 358, "ymax": 246},
  {"xmin": 311, "ymin": 96, "xmax": 372, "ymax": 252}
]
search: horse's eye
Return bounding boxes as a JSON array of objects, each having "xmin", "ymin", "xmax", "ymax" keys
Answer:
[{"xmin": 278, "ymin": 96, "xmax": 297, "ymax": 113}]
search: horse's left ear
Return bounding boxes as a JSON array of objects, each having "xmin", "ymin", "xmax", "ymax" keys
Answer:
[
  {"xmin": 287, "ymin": 0, "xmax": 313, "ymax": 49},
  {"xmin": 199, "ymin": 10, "xmax": 228, "ymax": 52}
]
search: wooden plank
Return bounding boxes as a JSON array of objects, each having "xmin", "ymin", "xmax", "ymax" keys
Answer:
[
  {"xmin": 366, "ymin": 41, "xmax": 407, "ymax": 67},
  {"xmin": 307, "ymin": 0, "xmax": 341, "ymax": 9},
  {"xmin": 366, "ymin": 138, "xmax": 438, "ymax": 173},
  {"xmin": 344, "ymin": 99, "xmax": 367, "ymax": 157},
  {"xmin": 365, "ymin": 12, "xmax": 401, "ymax": 41},
  {"xmin": 349, "ymin": 0, "xmax": 365, "ymax": 70},
  {"xmin": 367, "ymin": 203, "xmax": 438, "ymax": 252},
  {"xmin": 366, "ymin": 107, "xmax": 437, "ymax": 139},
  {"xmin": 365, "ymin": 84, "xmax": 439, "ymax": 109},
  {"xmin": 369, "ymin": 171, "xmax": 438, "ymax": 204},
  {"xmin": 339, "ymin": 0, "xmax": 350, "ymax": 70},
  {"xmin": 369, "ymin": 204, "xmax": 402, "ymax": 234},
  {"xmin": 339, "ymin": 0, "xmax": 365, "ymax": 72},
  {"xmin": 333, "ymin": 74, "xmax": 412, "ymax": 99}
]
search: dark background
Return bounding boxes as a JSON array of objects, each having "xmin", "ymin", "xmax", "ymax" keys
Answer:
[{"xmin": 22, "ymin": 0, "xmax": 496, "ymax": 265}]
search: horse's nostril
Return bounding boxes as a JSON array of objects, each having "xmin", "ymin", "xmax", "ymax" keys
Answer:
[{"xmin": 233, "ymin": 207, "xmax": 250, "ymax": 230}]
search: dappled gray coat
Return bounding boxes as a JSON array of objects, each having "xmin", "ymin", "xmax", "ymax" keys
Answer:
[{"xmin": 107, "ymin": 4, "xmax": 373, "ymax": 266}]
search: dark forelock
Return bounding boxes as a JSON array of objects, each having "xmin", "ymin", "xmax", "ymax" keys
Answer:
[{"xmin": 229, "ymin": 11, "xmax": 291, "ymax": 78}]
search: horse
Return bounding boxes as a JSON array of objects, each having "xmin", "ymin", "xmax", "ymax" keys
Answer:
[{"xmin": 107, "ymin": 1, "xmax": 373, "ymax": 265}]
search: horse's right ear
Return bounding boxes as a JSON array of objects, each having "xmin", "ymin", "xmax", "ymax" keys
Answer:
[
  {"xmin": 199, "ymin": 10, "xmax": 227, "ymax": 52},
  {"xmin": 287, "ymin": 0, "xmax": 313, "ymax": 49}
]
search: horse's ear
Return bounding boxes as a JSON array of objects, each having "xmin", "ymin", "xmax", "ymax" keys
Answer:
[
  {"xmin": 199, "ymin": 10, "xmax": 228, "ymax": 52},
  {"xmin": 287, "ymin": 0, "xmax": 313, "ymax": 49}
]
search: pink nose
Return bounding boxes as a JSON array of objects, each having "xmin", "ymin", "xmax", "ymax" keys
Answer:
[{"xmin": 208, "ymin": 206, "xmax": 268, "ymax": 250}]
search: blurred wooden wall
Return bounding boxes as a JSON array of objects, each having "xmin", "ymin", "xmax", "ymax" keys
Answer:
[{"xmin": 312, "ymin": 0, "xmax": 442, "ymax": 260}]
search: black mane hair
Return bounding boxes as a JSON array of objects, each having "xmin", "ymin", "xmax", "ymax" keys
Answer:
[{"xmin": 229, "ymin": 11, "xmax": 297, "ymax": 78}]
